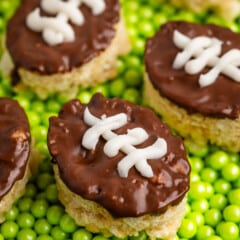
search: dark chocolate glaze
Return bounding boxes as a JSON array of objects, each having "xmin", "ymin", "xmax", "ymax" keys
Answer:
[
  {"xmin": 144, "ymin": 21, "xmax": 240, "ymax": 119},
  {"xmin": 47, "ymin": 94, "xmax": 190, "ymax": 217},
  {"xmin": 0, "ymin": 98, "xmax": 31, "ymax": 199},
  {"xmin": 6, "ymin": 0, "xmax": 119, "ymax": 74}
]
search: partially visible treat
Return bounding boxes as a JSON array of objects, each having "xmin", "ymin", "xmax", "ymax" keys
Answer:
[
  {"xmin": 0, "ymin": 98, "xmax": 31, "ymax": 223},
  {"xmin": 1, "ymin": 0, "xmax": 130, "ymax": 99},
  {"xmin": 170, "ymin": 0, "xmax": 240, "ymax": 21},
  {"xmin": 144, "ymin": 21, "xmax": 240, "ymax": 152},
  {"xmin": 47, "ymin": 93, "xmax": 190, "ymax": 240}
]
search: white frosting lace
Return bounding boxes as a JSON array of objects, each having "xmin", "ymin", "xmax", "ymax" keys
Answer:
[
  {"xmin": 82, "ymin": 108, "xmax": 167, "ymax": 178},
  {"xmin": 173, "ymin": 30, "xmax": 240, "ymax": 87}
]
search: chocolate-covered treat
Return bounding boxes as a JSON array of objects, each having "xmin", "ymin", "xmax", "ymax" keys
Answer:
[
  {"xmin": 47, "ymin": 93, "xmax": 190, "ymax": 239},
  {"xmin": 144, "ymin": 21, "xmax": 240, "ymax": 152},
  {"xmin": 1, "ymin": 0, "xmax": 130, "ymax": 99},
  {"xmin": 0, "ymin": 98, "xmax": 31, "ymax": 223}
]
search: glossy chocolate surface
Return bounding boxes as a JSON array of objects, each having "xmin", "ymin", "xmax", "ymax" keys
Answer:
[
  {"xmin": 6, "ymin": 0, "xmax": 119, "ymax": 74},
  {"xmin": 144, "ymin": 21, "xmax": 240, "ymax": 119},
  {"xmin": 0, "ymin": 98, "xmax": 30, "ymax": 199},
  {"xmin": 48, "ymin": 94, "xmax": 190, "ymax": 217}
]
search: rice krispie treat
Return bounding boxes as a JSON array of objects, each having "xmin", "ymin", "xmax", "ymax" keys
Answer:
[
  {"xmin": 0, "ymin": 97, "xmax": 31, "ymax": 222},
  {"xmin": 47, "ymin": 93, "xmax": 190, "ymax": 240},
  {"xmin": 1, "ymin": 0, "xmax": 130, "ymax": 99},
  {"xmin": 144, "ymin": 21, "xmax": 240, "ymax": 152}
]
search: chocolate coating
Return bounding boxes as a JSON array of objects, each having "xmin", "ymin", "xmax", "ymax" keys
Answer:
[
  {"xmin": 144, "ymin": 21, "xmax": 240, "ymax": 119},
  {"xmin": 6, "ymin": 0, "xmax": 119, "ymax": 74},
  {"xmin": 0, "ymin": 98, "xmax": 31, "ymax": 199},
  {"xmin": 48, "ymin": 94, "xmax": 190, "ymax": 217}
]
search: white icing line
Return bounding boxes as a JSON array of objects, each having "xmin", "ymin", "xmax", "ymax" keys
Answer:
[
  {"xmin": 26, "ymin": 0, "xmax": 106, "ymax": 46},
  {"xmin": 173, "ymin": 30, "xmax": 240, "ymax": 87},
  {"xmin": 82, "ymin": 108, "xmax": 167, "ymax": 178}
]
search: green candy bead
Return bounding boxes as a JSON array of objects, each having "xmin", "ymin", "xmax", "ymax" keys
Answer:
[
  {"xmin": 46, "ymin": 100, "xmax": 61, "ymax": 113},
  {"xmin": 14, "ymin": 96, "xmax": 30, "ymax": 110},
  {"xmin": 216, "ymin": 222, "xmax": 239, "ymax": 240},
  {"xmin": 34, "ymin": 218, "xmax": 52, "ymax": 235},
  {"xmin": 17, "ymin": 212, "xmax": 35, "ymax": 228},
  {"xmin": 214, "ymin": 179, "xmax": 231, "ymax": 194},
  {"xmin": 51, "ymin": 226, "xmax": 69, "ymax": 240},
  {"xmin": 94, "ymin": 85, "xmax": 109, "ymax": 97},
  {"xmin": 36, "ymin": 173, "xmax": 54, "ymax": 190},
  {"xmin": 28, "ymin": 111, "xmax": 41, "ymax": 127},
  {"xmin": 204, "ymin": 209, "xmax": 222, "ymax": 226},
  {"xmin": 17, "ymin": 197, "xmax": 33, "ymax": 212},
  {"xmin": 36, "ymin": 235, "xmax": 53, "ymax": 240},
  {"xmin": 204, "ymin": 182, "xmax": 214, "ymax": 199},
  {"xmin": 123, "ymin": 88, "xmax": 140, "ymax": 104},
  {"xmin": 221, "ymin": 163, "xmax": 240, "ymax": 182},
  {"xmin": 190, "ymin": 172, "xmax": 200, "ymax": 183},
  {"xmin": 124, "ymin": 69, "xmax": 142, "ymax": 87},
  {"xmin": 132, "ymin": 38, "xmax": 145, "ymax": 56},
  {"xmin": 196, "ymin": 225, "xmax": 215, "ymax": 240},
  {"xmin": 5, "ymin": 205, "xmax": 19, "ymax": 221},
  {"xmin": 109, "ymin": 78, "xmax": 126, "ymax": 97},
  {"xmin": 126, "ymin": 55, "xmax": 142, "ymax": 70},
  {"xmin": 116, "ymin": 58, "xmax": 125, "ymax": 74},
  {"xmin": 125, "ymin": 13, "xmax": 138, "ymax": 25},
  {"xmin": 25, "ymin": 183, "xmax": 37, "ymax": 198},
  {"xmin": 32, "ymin": 125, "xmax": 48, "ymax": 143},
  {"xmin": 31, "ymin": 101, "xmax": 45, "ymax": 114},
  {"xmin": 1, "ymin": 220, "xmax": 19, "ymax": 239},
  {"xmin": 139, "ymin": 6, "xmax": 154, "ymax": 19},
  {"xmin": 200, "ymin": 168, "xmax": 218, "ymax": 183},
  {"xmin": 47, "ymin": 205, "xmax": 64, "ymax": 225},
  {"xmin": 17, "ymin": 228, "xmax": 37, "ymax": 240},
  {"xmin": 77, "ymin": 91, "xmax": 92, "ymax": 104},
  {"xmin": 178, "ymin": 219, "xmax": 197, "ymax": 239},
  {"xmin": 207, "ymin": 151, "xmax": 229, "ymax": 170},
  {"xmin": 93, "ymin": 236, "xmax": 109, "ymax": 240},
  {"xmin": 187, "ymin": 211, "xmax": 205, "ymax": 226},
  {"xmin": 223, "ymin": 205, "xmax": 240, "ymax": 223},
  {"xmin": 30, "ymin": 199, "xmax": 49, "ymax": 218},
  {"xmin": 189, "ymin": 157, "xmax": 204, "ymax": 173},
  {"xmin": 188, "ymin": 181, "xmax": 207, "ymax": 200},
  {"xmin": 191, "ymin": 199, "xmax": 209, "ymax": 213},
  {"xmin": 36, "ymin": 141, "xmax": 49, "ymax": 157},
  {"xmin": 139, "ymin": 21, "xmax": 155, "ymax": 38},
  {"xmin": 73, "ymin": 229, "xmax": 93, "ymax": 240},
  {"xmin": 228, "ymin": 189, "xmax": 240, "ymax": 206},
  {"xmin": 46, "ymin": 184, "xmax": 59, "ymax": 203},
  {"xmin": 209, "ymin": 194, "xmax": 227, "ymax": 210}
]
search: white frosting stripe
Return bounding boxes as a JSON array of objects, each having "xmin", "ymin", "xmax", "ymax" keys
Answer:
[
  {"xmin": 82, "ymin": 108, "xmax": 167, "ymax": 178},
  {"xmin": 26, "ymin": 0, "xmax": 106, "ymax": 46},
  {"xmin": 173, "ymin": 30, "xmax": 240, "ymax": 87}
]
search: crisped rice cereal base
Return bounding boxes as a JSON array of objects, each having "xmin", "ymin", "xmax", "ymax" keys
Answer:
[
  {"xmin": 0, "ymin": 165, "xmax": 31, "ymax": 223},
  {"xmin": 54, "ymin": 165, "xmax": 187, "ymax": 240},
  {"xmin": 143, "ymin": 72, "xmax": 240, "ymax": 152},
  {"xmin": 1, "ymin": 18, "xmax": 131, "ymax": 99}
]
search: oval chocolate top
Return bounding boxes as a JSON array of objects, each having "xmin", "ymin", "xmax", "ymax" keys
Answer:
[
  {"xmin": 144, "ymin": 21, "xmax": 240, "ymax": 119},
  {"xmin": 47, "ymin": 93, "xmax": 190, "ymax": 217},
  {"xmin": 0, "ymin": 98, "xmax": 31, "ymax": 199},
  {"xmin": 6, "ymin": 0, "xmax": 119, "ymax": 74}
]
